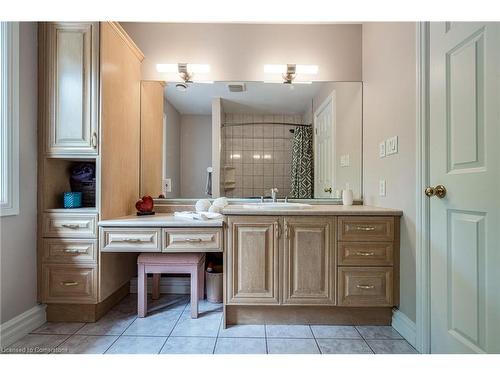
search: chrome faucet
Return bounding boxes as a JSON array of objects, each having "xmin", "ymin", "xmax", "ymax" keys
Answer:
[{"xmin": 270, "ymin": 188, "xmax": 279, "ymax": 203}]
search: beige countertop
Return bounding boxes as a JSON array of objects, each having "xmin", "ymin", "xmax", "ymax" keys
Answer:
[
  {"xmin": 222, "ymin": 204, "xmax": 403, "ymax": 216},
  {"xmin": 98, "ymin": 214, "xmax": 224, "ymax": 227}
]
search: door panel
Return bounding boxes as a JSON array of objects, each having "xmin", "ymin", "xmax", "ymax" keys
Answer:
[
  {"xmin": 283, "ymin": 216, "xmax": 335, "ymax": 305},
  {"xmin": 45, "ymin": 22, "xmax": 99, "ymax": 155},
  {"xmin": 429, "ymin": 22, "xmax": 500, "ymax": 353},
  {"xmin": 226, "ymin": 216, "xmax": 280, "ymax": 304},
  {"xmin": 314, "ymin": 93, "xmax": 335, "ymax": 198}
]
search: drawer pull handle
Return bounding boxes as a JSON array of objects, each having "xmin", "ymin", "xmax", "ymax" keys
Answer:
[
  {"xmin": 62, "ymin": 224, "xmax": 80, "ymax": 229},
  {"xmin": 63, "ymin": 249, "xmax": 83, "ymax": 254},
  {"xmin": 61, "ymin": 281, "xmax": 79, "ymax": 287},
  {"xmin": 355, "ymin": 251, "xmax": 375, "ymax": 256},
  {"xmin": 356, "ymin": 284, "xmax": 375, "ymax": 290},
  {"xmin": 354, "ymin": 225, "xmax": 376, "ymax": 231},
  {"xmin": 123, "ymin": 238, "xmax": 142, "ymax": 243},
  {"xmin": 185, "ymin": 238, "xmax": 202, "ymax": 243}
]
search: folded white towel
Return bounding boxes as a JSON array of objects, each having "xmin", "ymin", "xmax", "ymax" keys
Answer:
[
  {"xmin": 212, "ymin": 197, "xmax": 228, "ymax": 208},
  {"xmin": 174, "ymin": 211, "xmax": 223, "ymax": 221}
]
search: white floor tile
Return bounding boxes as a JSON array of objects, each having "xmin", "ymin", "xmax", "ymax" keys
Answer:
[
  {"xmin": 266, "ymin": 325, "xmax": 313, "ymax": 338},
  {"xmin": 76, "ymin": 310, "xmax": 136, "ymax": 336},
  {"xmin": 355, "ymin": 326, "xmax": 403, "ymax": 340},
  {"xmin": 123, "ymin": 309, "xmax": 182, "ymax": 336},
  {"xmin": 160, "ymin": 336, "xmax": 216, "ymax": 354},
  {"xmin": 310, "ymin": 325, "xmax": 361, "ymax": 339},
  {"xmin": 57, "ymin": 335, "xmax": 118, "ymax": 354},
  {"xmin": 267, "ymin": 338, "xmax": 319, "ymax": 354},
  {"xmin": 317, "ymin": 339, "xmax": 373, "ymax": 354},
  {"xmin": 214, "ymin": 337, "xmax": 266, "ymax": 354},
  {"xmin": 105, "ymin": 336, "xmax": 167, "ymax": 354},
  {"xmin": 366, "ymin": 339, "xmax": 418, "ymax": 354},
  {"xmin": 219, "ymin": 324, "xmax": 265, "ymax": 338}
]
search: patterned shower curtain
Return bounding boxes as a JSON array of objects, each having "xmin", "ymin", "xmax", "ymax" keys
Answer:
[{"xmin": 290, "ymin": 126, "xmax": 314, "ymax": 198}]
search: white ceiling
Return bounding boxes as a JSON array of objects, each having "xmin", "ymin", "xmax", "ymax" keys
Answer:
[{"xmin": 165, "ymin": 81, "xmax": 329, "ymax": 115}]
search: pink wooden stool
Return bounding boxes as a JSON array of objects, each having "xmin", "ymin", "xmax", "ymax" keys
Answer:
[{"xmin": 137, "ymin": 253, "xmax": 205, "ymax": 318}]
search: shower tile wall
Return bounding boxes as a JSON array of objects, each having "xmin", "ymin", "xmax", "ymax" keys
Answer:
[{"xmin": 222, "ymin": 113, "xmax": 301, "ymax": 198}]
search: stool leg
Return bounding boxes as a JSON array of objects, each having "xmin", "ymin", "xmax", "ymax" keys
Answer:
[
  {"xmin": 152, "ymin": 273, "xmax": 160, "ymax": 300},
  {"xmin": 198, "ymin": 261, "xmax": 205, "ymax": 301},
  {"xmin": 190, "ymin": 268, "xmax": 198, "ymax": 319},
  {"xmin": 138, "ymin": 263, "xmax": 147, "ymax": 318}
]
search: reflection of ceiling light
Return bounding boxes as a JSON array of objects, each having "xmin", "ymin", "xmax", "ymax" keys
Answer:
[
  {"xmin": 264, "ymin": 64, "xmax": 318, "ymax": 85},
  {"xmin": 263, "ymin": 154, "xmax": 272, "ymax": 159},
  {"xmin": 253, "ymin": 154, "xmax": 261, "ymax": 160},
  {"xmin": 230, "ymin": 154, "xmax": 241, "ymax": 159}
]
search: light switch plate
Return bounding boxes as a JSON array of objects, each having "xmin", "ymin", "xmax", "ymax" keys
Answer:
[
  {"xmin": 379, "ymin": 179, "xmax": 386, "ymax": 197},
  {"xmin": 163, "ymin": 178, "xmax": 172, "ymax": 193},
  {"xmin": 340, "ymin": 154, "xmax": 350, "ymax": 167},
  {"xmin": 386, "ymin": 136, "xmax": 398, "ymax": 155},
  {"xmin": 379, "ymin": 142, "xmax": 386, "ymax": 158}
]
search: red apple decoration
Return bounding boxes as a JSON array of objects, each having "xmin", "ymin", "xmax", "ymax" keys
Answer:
[{"xmin": 135, "ymin": 195, "xmax": 154, "ymax": 213}]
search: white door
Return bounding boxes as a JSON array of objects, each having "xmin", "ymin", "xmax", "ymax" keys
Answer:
[
  {"xmin": 429, "ymin": 22, "xmax": 500, "ymax": 353},
  {"xmin": 314, "ymin": 93, "xmax": 335, "ymax": 198}
]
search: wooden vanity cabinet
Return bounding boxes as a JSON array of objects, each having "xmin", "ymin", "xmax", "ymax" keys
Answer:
[
  {"xmin": 38, "ymin": 22, "xmax": 145, "ymax": 321},
  {"xmin": 225, "ymin": 214, "xmax": 400, "ymax": 316},
  {"xmin": 282, "ymin": 216, "xmax": 335, "ymax": 305},
  {"xmin": 226, "ymin": 216, "xmax": 280, "ymax": 304},
  {"xmin": 42, "ymin": 22, "xmax": 99, "ymax": 157}
]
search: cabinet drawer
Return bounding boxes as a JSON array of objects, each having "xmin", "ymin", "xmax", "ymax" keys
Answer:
[
  {"xmin": 42, "ymin": 264, "xmax": 97, "ymax": 303},
  {"xmin": 338, "ymin": 242, "xmax": 393, "ymax": 266},
  {"xmin": 338, "ymin": 267, "xmax": 393, "ymax": 306},
  {"xmin": 43, "ymin": 213, "xmax": 98, "ymax": 238},
  {"xmin": 338, "ymin": 216, "xmax": 394, "ymax": 242},
  {"xmin": 42, "ymin": 238, "xmax": 96, "ymax": 263},
  {"xmin": 163, "ymin": 228, "xmax": 223, "ymax": 252},
  {"xmin": 100, "ymin": 228, "xmax": 161, "ymax": 252}
]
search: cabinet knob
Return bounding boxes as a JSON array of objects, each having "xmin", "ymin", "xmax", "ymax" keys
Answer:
[{"xmin": 324, "ymin": 187, "xmax": 332, "ymax": 193}]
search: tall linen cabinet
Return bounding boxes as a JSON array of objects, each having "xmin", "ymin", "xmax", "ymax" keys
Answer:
[{"xmin": 37, "ymin": 22, "xmax": 144, "ymax": 321}]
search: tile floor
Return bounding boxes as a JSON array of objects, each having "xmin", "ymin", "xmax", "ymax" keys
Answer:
[{"xmin": 5, "ymin": 294, "xmax": 418, "ymax": 354}]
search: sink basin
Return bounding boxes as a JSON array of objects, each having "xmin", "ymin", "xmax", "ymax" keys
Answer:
[{"xmin": 242, "ymin": 202, "xmax": 312, "ymax": 210}]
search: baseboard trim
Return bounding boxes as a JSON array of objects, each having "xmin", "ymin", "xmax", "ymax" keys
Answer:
[
  {"xmin": 129, "ymin": 276, "xmax": 190, "ymax": 295},
  {"xmin": 0, "ymin": 304, "xmax": 46, "ymax": 348},
  {"xmin": 392, "ymin": 308, "xmax": 417, "ymax": 349}
]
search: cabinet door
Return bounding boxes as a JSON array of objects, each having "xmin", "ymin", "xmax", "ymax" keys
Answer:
[
  {"xmin": 226, "ymin": 216, "xmax": 280, "ymax": 304},
  {"xmin": 283, "ymin": 216, "xmax": 335, "ymax": 305},
  {"xmin": 43, "ymin": 22, "xmax": 99, "ymax": 156}
]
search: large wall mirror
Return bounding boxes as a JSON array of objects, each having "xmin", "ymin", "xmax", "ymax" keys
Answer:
[{"xmin": 162, "ymin": 81, "xmax": 362, "ymax": 200}]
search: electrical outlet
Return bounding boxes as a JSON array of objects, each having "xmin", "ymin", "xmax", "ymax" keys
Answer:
[
  {"xmin": 379, "ymin": 179, "xmax": 386, "ymax": 197},
  {"xmin": 379, "ymin": 142, "xmax": 386, "ymax": 158},
  {"xmin": 386, "ymin": 136, "xmax": 398, "ymax": 155},
  {"xmin": 163, "ymin": 178, "xmax": 172, "ymax": 193},
  {"xmin": 340, "ymin": 154, "xmax": 350, "ymax": 167}
]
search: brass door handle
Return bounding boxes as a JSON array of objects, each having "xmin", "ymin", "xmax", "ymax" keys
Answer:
[
  {"xmin": 324, "ymin": 187, "xmax": 332, "ymax": 193},
  {"xmin": 63, "ymin": 249, "xmax": 84, "ymax": 254},
  {"xmin": 91, "ymin": 132, "xmax": 98, "ymax": 149},
  {"xmin": 425, "ymin": 185, "xmax": 447, "ymax": 198}
]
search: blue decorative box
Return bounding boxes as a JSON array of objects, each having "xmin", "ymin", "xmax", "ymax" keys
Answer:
[{"xmin": 63, "ymin": 192, "xmax": 82, "ymax": 208}]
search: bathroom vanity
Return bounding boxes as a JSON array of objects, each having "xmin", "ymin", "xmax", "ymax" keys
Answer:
[
  {"xmin": 97, "ymin": 205, "xmax": 401, "ymax": 326},
  {"xmin": 222, "ymin": 205, "xmax": 401, "ymax": 326}
]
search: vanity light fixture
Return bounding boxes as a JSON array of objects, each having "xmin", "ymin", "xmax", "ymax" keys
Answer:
[
  {"xmin": 156, "ymin": 63, "xmax": 212, "ymax": 91},
  {"xmin": 263, "ymin": 64, "xmax": 318, "ymax": 84}
]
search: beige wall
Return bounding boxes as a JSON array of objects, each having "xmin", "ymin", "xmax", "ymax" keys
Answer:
[
  {"xmin": 164, "ymin": 99, "xmax": 181, "ymax": 198},
  {"xmin": 0, "ymin": 22, "xmax": 38, "ymax": 324},
  {"xmin": 122, "ymin": 23, "xmax": 362, "ymax": 82},
  {"xmin": 362, "ymin": 22, "xmax": 417, "ymax": 322},
  {"xmin": 180, "ymin": 115, "xmax": 212, "ymax": 198},
  {"xmin": 310, "ymin": 82, "xmax": 363, "ymax": 199}
]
